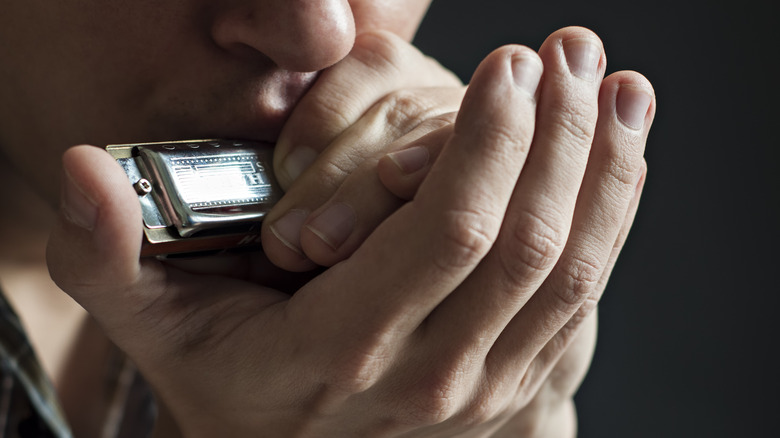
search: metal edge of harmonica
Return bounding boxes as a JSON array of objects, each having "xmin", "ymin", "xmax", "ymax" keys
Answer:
[{"xmin": 105, "ymin": 139, "xmax": 280, "ymax": 257}]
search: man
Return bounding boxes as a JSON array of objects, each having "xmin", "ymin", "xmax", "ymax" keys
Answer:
[{"xmin": 0, "ymin": 0, "xmax": 655, "ymax": 436}]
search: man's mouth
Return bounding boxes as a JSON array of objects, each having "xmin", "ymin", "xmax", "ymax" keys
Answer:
[{"xmin": 136, "ymin": 69, "xmax": 320, "ymax": 148}]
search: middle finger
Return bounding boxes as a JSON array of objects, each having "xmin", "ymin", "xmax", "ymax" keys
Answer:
[{"xmin": 426, "ymin": 27, "xmax": 606, "ymax": 361}]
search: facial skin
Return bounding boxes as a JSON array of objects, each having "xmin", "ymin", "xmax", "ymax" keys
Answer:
[{"xmin": 0, "ymin": 0, "xmax": 431, "ymax": 202}]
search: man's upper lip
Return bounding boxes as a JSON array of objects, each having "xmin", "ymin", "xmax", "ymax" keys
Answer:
[{"xmin": 205, "ymin": 70, "xmax": 319, "ymax": 144}]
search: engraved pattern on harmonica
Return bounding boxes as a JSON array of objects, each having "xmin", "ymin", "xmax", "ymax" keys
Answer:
[{"xmin": 170, "ymin": 154, "xmax": 273, "ymax": 209}]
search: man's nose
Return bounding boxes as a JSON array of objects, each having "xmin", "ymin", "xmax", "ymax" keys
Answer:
[{"xmin": 211, "ymin": 0, "xmax": 356, "ymax": 72}]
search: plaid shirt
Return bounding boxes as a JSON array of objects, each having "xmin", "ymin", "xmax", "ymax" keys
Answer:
[{"xmin": 0, "ymin": 290, "xmax": 155, "ymax": 438}]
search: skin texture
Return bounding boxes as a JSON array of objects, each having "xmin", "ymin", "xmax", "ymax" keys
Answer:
[{"xmin": 0, "ymin": 0, "xmax": 655, "ymax": 436}]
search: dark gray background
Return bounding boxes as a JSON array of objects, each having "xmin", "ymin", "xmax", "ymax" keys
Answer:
[{"xmin": 414, "ymin": 1, "xmax": 779, "ymax": 436}]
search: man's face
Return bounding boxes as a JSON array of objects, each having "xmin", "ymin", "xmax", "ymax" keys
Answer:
[{"xmin": 0, "ymin": 0, "xmax": 431, "ymax": 199}]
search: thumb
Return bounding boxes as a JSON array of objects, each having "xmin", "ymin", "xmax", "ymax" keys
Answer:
[
  {"xmin": 46, "ymin": 145, "xmax": 287, "ymax": 356},
  {"xmin": 46, "ymin": 145, "xmax": 162, "ymax": 333}
]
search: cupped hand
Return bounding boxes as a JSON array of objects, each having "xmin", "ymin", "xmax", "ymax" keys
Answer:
[
  {"xmin": 262, "ymin": 30, "xmax": 465, "ymax": 271},
  {"xmin": 47, "ymin": 27, "xmax": 654, "ymax": 438}
]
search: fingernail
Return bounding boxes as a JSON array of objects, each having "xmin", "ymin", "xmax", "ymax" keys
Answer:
[
  {"xmin": 387, "ymin": 146, "xmax": 429, "ymax": 174},
  {"xmin": 562, "ymin": 38, "xmax": 601, "ymax": 81},
  {"xmin": 281, "ymin": 146, "xmax": 318, "ymax": 184},
  {"xmin": 270, "ymin": 209, "xmax": 309, "ymax": 255},
  {"xmin": 306, "ymin": 202, "xmax": 356, "ymax": 251},
  {"xmin": 616, "ymin": 85, "xmax": 652, "ymax": 130},
  {"xmin": 62, "ymin": 170, "xmax": 97, "ymax": 230},
  {"xmin": 511, "ymin": 54, "xmax": 543, "ymax": 97}
]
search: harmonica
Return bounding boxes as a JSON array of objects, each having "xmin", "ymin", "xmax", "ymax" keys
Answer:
[{"xmin": 106, "ymin": 139, "xmax": 282, "ymax": 257}]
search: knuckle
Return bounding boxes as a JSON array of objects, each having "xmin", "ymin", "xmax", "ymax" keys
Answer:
[
  {"xmin": 432, "ymin": 110, "xmax": 459, "ymax": 125},
  {"xmin": 434, "ymin": 208, "xmax": 501, "ymax": 271},
  {"xmin": 552, "ymin": 107, "xmax": 597, "ymax": 147},
  {"xmin": 375, "ymin": 89, "xmax": 436, "ymax": 137},
  {"xmin": 541, "ymin": 297, "xmax": 600, "ymax": 378},
  {"xmin": 48, "ymin": 247, "xmax": 139, "ymax": 300},
  {"xmin": 464, "ymin": 121, "xmax": 532, "ymax": 158},
  {"xmin": 320, "ymin": 149, "xmax": 365, "ymax": 182},
  {"xmin": 601, "ymin": 135, "xmax": 645, "ymax": 192},
  {"xmin": 566, "ymin": 294, "xmax": 600, "ymax": 333},
  {"xmin": 405, "ymin": 367, "xmax": 465, "ymax": 425},
  {"xmin": 486, "ymin": 123, "xmax": 525, "ymax": 148},
  {"xmin": 555, "ymin": 253, "xmax": 603, "ymax": 307},
  {"xmin": 500, "ymin": 206, "xmax": 566, "ymax": 279},
  {"xmin": 308, "ymin": 144, "xmax": 376, "ymax": 191},
  {"xmin": 323, "ymin": 342, "xmax": 392, "ymax": 394},
  {"xmin": 352, "ymin": 31, "xmax": 404, "ymax": 75},
  {"xmin": 513, "ymin": 370, "xmax": 539, "ymax": 407},
  {"xmin": 353, "ymin": 30, "xmax": 460, "ymax": 89},
  {"xmin": 416, "ymin": 110, "xmax": 458, "ymax": 133},
  {"xmin": 307, "ymin": 89, "xmax": 355, "ymax": 130},
  {"xmin": 456, "ymin": 391, "xmax": 507, "ymax": 427}
]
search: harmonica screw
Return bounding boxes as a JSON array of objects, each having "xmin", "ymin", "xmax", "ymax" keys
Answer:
[{"xmin": 133, "ymin": 178, "xmax": 153, "ymax": 196}]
